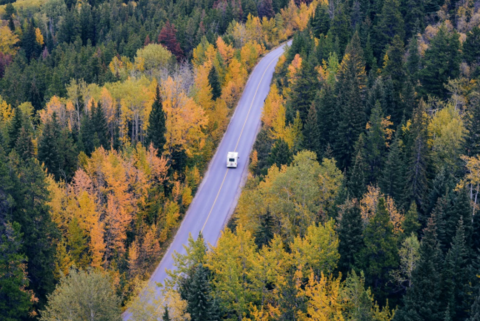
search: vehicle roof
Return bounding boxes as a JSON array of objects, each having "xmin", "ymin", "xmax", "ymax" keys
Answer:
[{"xmin": 227, "ymin": 152, "xmax": 238, "ymax": 157}]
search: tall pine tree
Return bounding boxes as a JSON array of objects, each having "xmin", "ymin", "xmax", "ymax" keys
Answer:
[{"xmin": 146, "ymin": 86, "xmax": 167, "ymax": 156}]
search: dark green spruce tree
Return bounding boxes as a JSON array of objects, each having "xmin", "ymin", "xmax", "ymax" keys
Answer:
[
  {"xmin": 334, "ymin": 32, "xmax": 367, "ymax": 169},
  {"xmin": 38, "ymin": 113, "xmax": 61, "ymax": 180},
  {"xmin": 356, "ymin": 198, "xmax": 399, "ymax": 302},
  {"xmin": 380, "ymin": 129, "xmax": 405, "ymax": 205},
  {"xmin": 184, "ymin": 264, "xmax": 214, "ymax": 321},
  {"xmin": 348, "ymin": 134, "xmax": 367, "ymax": 200},
  {"xmin": 419, "ymin": 24, "xmax": 461, "ymax": 99},
  {"xmin": 290, "ymin": 56, "xmax": 320, "ymax": 123},
  {"xmin": 402, "ymin": 202, "xmax": 421, "ymax": 237},
  {"xmin": 268, "ymin": 139, "xmax": 292, "ymax": 168},
  {"xmin": 316, "ymin": 85, "xmax": 336, "ymax": 153},
  {"xmin": 208, "ymin": 66, "xmax": 221, "ymax": 101},
  {"xmin": 303, "ymin": 103, "xmax": 321, "ymax": 158},
  {"xmin": 363, "ymin": 101, "xmax": 387, "ymax": 184},
  {"xmin": 463, "ymin": 25, "xmax": 480, "ymax": 65},
  {"xmin": 375, "ymin": 0, "xmax": 405, "ymax": 58},
  {"xmin": 311, "ymin": 4, "xmax": 330, "ymax": 37},
  {"xmin": 92, "ymin": 102, "xmax": 110, "ymax": 150},
  {"xmin": 146, "ymin": 86, "xmax": 166, "ymax": 156},
  {"xmin": 394, "ymin": 216, "xmax": 444, "ymax": 321},
  {"xmin": 7, "ymin": 107, "xmax": 23, "ymax": 151},
  {"xmin": 465, "ymin": 101, "xmax": 480, "ymax": 157},
  {"xmin": 337, "ymin": 202, "xmax": 364, "ymax": 275}
]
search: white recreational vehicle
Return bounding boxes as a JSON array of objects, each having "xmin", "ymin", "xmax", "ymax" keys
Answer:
[{"xmin": 227, "ymin": 152, "xmax": 239, "ymax": 168}]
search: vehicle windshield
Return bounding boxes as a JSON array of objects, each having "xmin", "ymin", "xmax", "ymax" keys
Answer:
[{"xmin": 229, "ymin": 158, "xmax": 235, "ymax": 162}]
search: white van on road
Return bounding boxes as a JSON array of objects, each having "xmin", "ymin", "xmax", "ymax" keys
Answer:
[{"xmin": 227, "ymin": 152, "xmax": 239, "ymax": 168}]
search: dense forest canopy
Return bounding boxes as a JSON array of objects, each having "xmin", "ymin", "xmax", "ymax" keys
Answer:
[{"xmin": 1, "ymin": 0, "xmax": 480, "ymax": 319}]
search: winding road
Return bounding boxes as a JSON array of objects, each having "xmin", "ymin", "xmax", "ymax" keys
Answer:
[{"xmin": 123, "ymin": 41, "xmax": 290, "ymax": 320}]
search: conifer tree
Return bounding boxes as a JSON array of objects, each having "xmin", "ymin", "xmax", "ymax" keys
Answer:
[
  {"xmin": 441, "ymin": 218, "xmax": 470, "ymax": 321},
  {"xmin": 7, "ymin": 107, "xmax": 23, "ymax": 151},
  {"xmin": 268, "ymin": 139, "xmax": 292, "ymax": 168},
  {"xmin": 330, "ymin": 3, "xmax": 351, "ymax": 54},
  {"xmin": 364, "ymin": 101, "xmax": 387, "ymax": 184},
  {"xmin": 92, "ymin": 102, "xmax": 109, "ymax": 149},
  {"xmin": 356, "ymin": 198, "xmax": 399, "ymax": 302},
  {"xmin": 163, "ymin": 307, "xmax": 171, "ymax": 321},
  {"xmin": 468, "ymin": 289, "xmax": 480, "ymax": 321},
  {"xmin": 465, "ymin": 101, "xmax": 480, "ymax": 157},
  {"xmin": 406, "ymin": 36, "xmax": 421, "ymax": 81},
  {"xmin": 316, "ymin": 85, "xmax": 336, "ymax": 153},
  {"xmin": 404, "ymin": 101, "xmax": 430, "ymax": 212},
  {"xmin": 338, "ymin": 202, "xmax": 364, "ymax": 274},
  {"xmin": 303, "ymin": 103, "xmax": 321, "ymax": 158},
  {"xmin": 334, "ymin": 32, "xmax": 367, "ymax": 169},
  {"xmin": 80, "ymin": 112, "xmax": 95, "ymax": 156},
  {"xmin": 376, "ymin": 0, "xmax": 405, "ymax": 57},
  {"xmin": 444, "ymin": 189, "xmax": 472, "ymax": 249},
  {"xmin": 394, "ymin": 216, "xmax": 443, "ymax": 321},
  {"xmin": 348, "ymin": 134, "xmax": 367, "ymax": 200},
  {"xmin": 383, "ymin": 35, "xmax": 406, "ymax": 125},
  {"xmin": 38, "ymin": 114, "xmax": 61, "ymax": 179},
  {"xmin": 208, "ymin": 66, "xmax": 221, "ymax": 101},
  {"xmin": 255, "ymin": 208, "xmax": 274, "ymax": 249},
  {"xmin": 463, "ymin": 25, "xmax": 480, "ymax": 65},
  {"xmin": 0, "ymin": 221, "xmax": 32, "ymax": 321},
  {"xmin": 146, "ymin": 87, "xmax": 166, "ymax": 156},
  {"xmin": 402, "ymin": 202, "xmax": 421, "ymax": 237},
  {"xmin": 419, "ymin": 24, "xmax": 461, "ymax": 99},
  {"xmin": 290, "ymin": 57, "xmax": 319, "ymax": 123},
  {"xmin": 403, "ymin": 0, "xmax": 424, "ymax": 39},
  {"xmin": 12, "ymin": 156, "xmax": 58, "ymax": 307},
  {"xmin": 15, "ymin": 127, "xmax": 34, "ymax": 161},
  {"xmin": 184, "ymin": 264, "xmax": 213, "ymax": 321},
  {"xmin": 380, "ymin": 130, "xmax": 405, "ymax": 205},
  {"xmin": 311, "ymin": 5, "xmax": 330, "ymax": 37}
]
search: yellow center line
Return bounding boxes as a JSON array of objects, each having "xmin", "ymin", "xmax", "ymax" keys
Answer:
[{"xmin": 201, "ymin": 50, "xmax": 282, "ymax": 232}]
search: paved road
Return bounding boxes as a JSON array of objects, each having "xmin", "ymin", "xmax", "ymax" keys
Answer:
[{"xmin": 123, "ymin": 41, "xmax": 290, "ymax": 320}]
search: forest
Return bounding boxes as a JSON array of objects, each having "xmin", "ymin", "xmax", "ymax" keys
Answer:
[{"xmin": 1, "ymin": 0, "xmax": 480, "ymax": 319}]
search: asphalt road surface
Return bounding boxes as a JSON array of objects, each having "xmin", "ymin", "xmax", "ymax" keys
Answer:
[{"xmin": 123, "ymin": 41, "xmax": 290, "ymax": 320}]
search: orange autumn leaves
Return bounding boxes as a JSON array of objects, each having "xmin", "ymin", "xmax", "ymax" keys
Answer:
[{"xmin": 47, "ymin": 144, "xmax": 174, "ymax": 276}]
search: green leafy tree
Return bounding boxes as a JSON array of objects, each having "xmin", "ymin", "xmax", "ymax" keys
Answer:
[
  {"xmin": 146, "ymin": 86, "xmax": 166, "ymax": 156},
  {"xmin": 40, "ymin": 268, "xmax": 122, "ymax": 321},
  {"xmin": 356, "ymin": 198, "xmax": 399, "ymax": 302}
]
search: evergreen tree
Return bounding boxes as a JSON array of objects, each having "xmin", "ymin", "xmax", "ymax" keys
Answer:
[
  {"xmin": 338, "ymin": 202, "xmax": 364, "ymax": 274},
  {"xmin": 465, "ymin": 101, "xmax": 480, "ymax": 157},
  {"xmin": 348, "ymin": 134, "xmax": 367, "ymax": 200},
  {"xmin": 404, "ymin": 101, "xmax": 430, "ymax": 212},
  {"xmin": 311, "ymin": 4, "xmax": 330, "ymax": 37},
  {"xmin": 92, "ymin": 102, "xmax": 109, "ymax": 149},
  {"xmin": 406, "ymin": 36, "xmax": 421, "ymax": 81},
  {"xmin": 38, "ymin": 114, "xmax": 61, "ymax": 180},
  {"xmin": 268, "ymin": 139, "xmax": 292, "ymax": 168},
  {"xmin": 7, "ymin": 107, "xmax": 23, "ymax": 151},
  {"xmin": 376, "ymin": 0, "xmax": 405, "ymax": 58},
  {"xmin": 15, "ymin": 127, "xmax": 34, "ymax": 161},
  {"xmin": 402, "ymin": 202, "xmax": 421, "ymax": 237},
  {"xmin": 80, "ymin": 112, "xmax": 95, "ymax": 156},
  {"xmin": 402, "ymin": 0, "xmax": 424, "ymax": 39},
  {"xmin": 146, "ymin": 87, "xmax": 166, "ymax": 156},
  {"xmin": 383, "ymin": 35, "xmax": 406, "ymax": 125},
  {"xmin": 290, "ymin": 57, "xmax": 319, "ymax": 123},
  {"xmin": 303, "ymin": 103, "xmax": 321, "ymax": 158},
  {"xmin": 394, "ymin": 216, "xmax": 443, "ymax": 321},
  {"xmin": 21, "ymin": 19, "xmax": 42, "ymax": 61},
  {"xmin": 0, "ymin": 222, "xmax": 32, "ymax": 321},
  {"xmin": 468, "ymin": 289, "xmax": 480, "ymax": 321},
  {"xmin": 444, "ymin": 189, "xmax": 472, "ymax": 249},
  {"xmin": 11, "ymin": 156, "xmax": 58, "ymax": 308},
  {"xmin": 440, "ymin": 218, "xmax": 470, "ymax": 321},
  {"xmin": 163, "ymin": 306, "xmax": 172, "ymax": 321},
  {"xmin": 316, "ymin": 85, "xmax": 336, "ymax": 153},
  {"xmin": 380, "ymin": 130, "xmax": 405, "ymax": 205},
  {"xmin": 184, "ymin": 264, "xmax": 213, "ymax": 321},
  {"xmin": 419, "ymin": 24, "xmax": 461, "ymax": 99},
  {"xmin": 364, "ymin": 101, "xmax": 387, "ymax": 184},
  {"xmin": 257, "ymin": 0, "xmax": 275, "ymax": 19},
  {"xmin": 334, "ymin": 32, "xmax": 367, "ymax": 169},
  {"xmin": 357, "ymin": 198, "xmax": 399, "ymax": 302},
  {"xmin": 463, "ymin": 25, "xmax": 480, "ymax": 65},
  {"xmin": 208, "ymin": 66, "xmax": 221, "ymax": 101},
  {"xmin": 255, "ymin": 208, "xmax": 274, "ymax": 249},
  {"xmin": 330, "ymin": 3, "xmax": 351, "ymax": 54}
]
